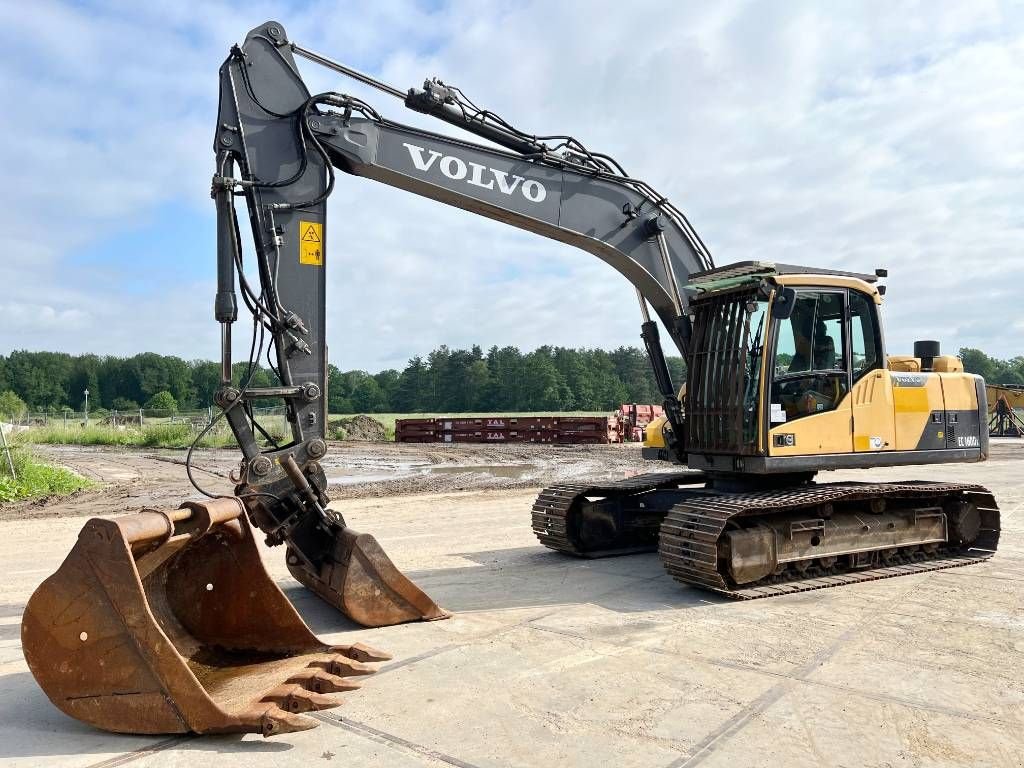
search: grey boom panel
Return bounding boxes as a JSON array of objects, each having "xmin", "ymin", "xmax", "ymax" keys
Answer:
[
  {"xmin": 318, "ymin": 118, "xmax": 704, "ymax": 350},
  {"xmin": 214, "ymin": 27, "xmax": 329, "ymax": 456}
]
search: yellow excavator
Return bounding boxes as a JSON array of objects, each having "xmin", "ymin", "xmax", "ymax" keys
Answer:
[
  {"xmin": 21, "ymin": 21, "xmax": 1000, "ymax": 737},
  {"xmin": 988, "ymin": 383, "xmax": 1024, "ymax": 437}
]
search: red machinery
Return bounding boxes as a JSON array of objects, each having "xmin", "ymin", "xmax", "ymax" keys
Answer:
[
  {"xmin": 618, "ymin": 404, "xmax": 665, "ymax": 442},
  {"xmin": 396, "ymin": 415, "xmax": 622, "ymax": 444}
]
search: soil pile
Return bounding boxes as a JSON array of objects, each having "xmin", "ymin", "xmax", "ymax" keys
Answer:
[{"xmin": 330, "ymin": 415, "xmax": 387, "ymax": 441}]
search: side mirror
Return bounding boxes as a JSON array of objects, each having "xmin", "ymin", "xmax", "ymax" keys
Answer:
[{"xmin": 770, "ymin": 286, "xmax": 796, "ymax": 320}]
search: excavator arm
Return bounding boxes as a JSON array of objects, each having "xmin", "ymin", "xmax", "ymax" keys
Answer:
[{"xmin": 210, "ymin": 20, "xmax": 711, "ymax": 627}]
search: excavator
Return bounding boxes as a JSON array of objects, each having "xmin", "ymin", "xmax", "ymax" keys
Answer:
[{"xmin": 22, "ymin": 21, "xmax": 1000, "ymax": 737}]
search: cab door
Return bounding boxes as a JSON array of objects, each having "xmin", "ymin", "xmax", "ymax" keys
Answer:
[
  {"xmin": 848, "ymin": 290, "xmax": 896, "ymax": 452},
  {"xmin": 767, "ymin": 289, "xmax": 853, "ymax": 456}
]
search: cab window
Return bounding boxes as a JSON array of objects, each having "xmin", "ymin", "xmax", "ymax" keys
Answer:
[
  {"xmin": 849, "ymin": 291, "xmax": 881, "ymax": 382},
  {"xmin": 771, "ymin": 291, "xmax": 848, "ymax": 421}
]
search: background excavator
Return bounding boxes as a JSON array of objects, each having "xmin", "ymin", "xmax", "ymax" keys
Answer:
[{"xmin": 22, "ymin": 20, "xmax": 1000, "ymax": 737}]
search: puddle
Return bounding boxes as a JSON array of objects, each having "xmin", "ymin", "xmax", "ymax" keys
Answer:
[
  {"xmin": 327, "ymin": 463, "xmax": 535, "ymax": 485},
  {"xmin": 330, "ymin": 471, "xmax": 413, "ymax": 486},
  {"xmin": 427, "ymin": 464, "xmax": 533, "ymax": 479}
]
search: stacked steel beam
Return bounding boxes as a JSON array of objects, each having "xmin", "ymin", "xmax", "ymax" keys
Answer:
[{"xmin": 395, "ymin": 415, "xmax": 622, "ymax": 444}]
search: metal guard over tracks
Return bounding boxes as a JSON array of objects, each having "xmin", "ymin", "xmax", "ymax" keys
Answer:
[{"xmin": 659, "ymin": 481, "xmax": 1000, "ymax": 599}]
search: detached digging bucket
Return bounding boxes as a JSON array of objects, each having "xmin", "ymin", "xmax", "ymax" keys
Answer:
[
  {"xmin": 285, "ymin": 527, "xmax": 450, "ymax": 627},
  {"xmin": 21, "ymin": 498, "xmax": 389, "ymax": 736}
]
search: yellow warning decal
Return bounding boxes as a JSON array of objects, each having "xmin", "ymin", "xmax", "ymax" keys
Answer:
[{"xmin": 298, "ymin": 220, "xmax": 323, "ymax": 266}]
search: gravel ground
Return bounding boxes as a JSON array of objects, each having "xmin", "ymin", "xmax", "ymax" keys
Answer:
[
  {"xmin": 0, "ymin": 440, "xmax": 651, "ymax": 521},
  {"xmin": 0, "ymin": 439, "xmax": 1021, "ymax": 766}
]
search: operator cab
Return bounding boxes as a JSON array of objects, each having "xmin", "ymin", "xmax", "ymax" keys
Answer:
[{"xmin": 680, "ymin": 261, "xmax": 890, "ymax": 471}]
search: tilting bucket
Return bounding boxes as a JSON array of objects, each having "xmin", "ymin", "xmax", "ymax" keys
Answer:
[
  {"xmin": 285, "ymin": 526, "xmax": 450, "ymax": 627},
  {"xmin": 21, "ymin": 498, "xmax": 389, "ymax": 736}
]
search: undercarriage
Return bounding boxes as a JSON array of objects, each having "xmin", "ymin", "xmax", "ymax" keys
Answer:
[{"xmin": 532, "ymin": 474, "xmax": 1000, "ymax": 598}]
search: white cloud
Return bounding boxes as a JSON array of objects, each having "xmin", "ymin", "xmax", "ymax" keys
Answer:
[{"xmin": 0, "ymin": 0, "xmax": 1021, "ymax": 370}]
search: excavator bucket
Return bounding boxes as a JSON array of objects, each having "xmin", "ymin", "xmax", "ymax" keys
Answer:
[
  {"xmin": 21, "ymin": 498, "xmax": 390, "ymax": 736},
  {"xmin": 284, "ymin": 527, "xmax": 450, "ymax": 627}
]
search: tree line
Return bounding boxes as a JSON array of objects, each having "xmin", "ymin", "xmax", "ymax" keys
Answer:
[
  {"xmin": 0, "ymin": 345, "xmax": 684, "ymax": 415},
  {"xmin": 0, "ymin": 345, "xmax": 1017, "ymax": 417}
]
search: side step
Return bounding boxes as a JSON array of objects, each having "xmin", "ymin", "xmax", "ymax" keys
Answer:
[{"xmin": 659, "ymin": 481, "xmax": 1000, "ymax": 599}]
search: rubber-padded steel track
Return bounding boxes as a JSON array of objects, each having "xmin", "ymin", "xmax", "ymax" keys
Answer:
[
  {"xmin": 531, "ymin": 472, "xmax": 703, "ymax": 556},
  {"xmin": 659, "ymin": 481, "xmax": 1000, "ymax": 599}
]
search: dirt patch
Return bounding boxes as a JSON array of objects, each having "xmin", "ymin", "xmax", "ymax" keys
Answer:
[
  {"xmin": 0, "ymin": 442, "xmax": 651, "ymax": 520},
  {"xmin": 324, "ymin": 442, "xmax": 650, "ymax": 498},
  {"xmin": 330, "ymin": 415, "xmax": 387, "ymax": 441}
]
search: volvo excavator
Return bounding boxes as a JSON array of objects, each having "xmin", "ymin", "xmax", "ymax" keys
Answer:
[{"xmin": 22, "ymin": 21, "xmax": 999, "ymax": 736}]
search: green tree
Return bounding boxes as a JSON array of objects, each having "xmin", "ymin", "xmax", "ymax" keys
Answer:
[
  {"xmin": 958, "ymin": 348, "xmax": 996, "ymax": 380},
  {"xmin": 131, "ymin": 353, "xmax": 194, "ymax": 408},
  {"xmin": 394, "ymin": 357, "xmax": 430, "ymax": 412},
  {"xmin": 144, "ymin": 391, "xmax": 178, "ymax": 412},
  {"xmin": 4, "ymin": 351, "xmax": 73, "ymax": 408},
  {"xmin": 351, "ymin": 378, "xmax": 387, "ymax": 412},
  {"xmin": 327, "ymin": 364, "xmax": 352, "ymax": 413},
  {"xmin": 373, "ymin": 369, "xmax": 400, "ymax": 410},
  {"xmin": 0, "ymin": 390, "xmax": 27, "ymax": 420},
  {"xmin": 425, "ymin": 346, "xmax": 451, "ymax": 410},
  {"xmin": 69, "ymin": 354, "xmax": 102, "ymax": 410},
  {"xmin": 520, "ymin": 349, "xmax": 571, "ymax": 410},
  {"xmin": 960, "ymin": 347, "xmax": 1024, "ymax": 385},
  {"xmin": 111, "ymin": 397, "xmax": 139, "ymax": 410},
  {"xmin": 437, "ymin": 346, "xmax": 487, "ymax": 411},
  {"xmin": 482, "ymin": 346, "xmax": 523, "ymax": 410},
  {"xmin": 190, "ymin": 361, "xmax": 222, "ymax": 406}
]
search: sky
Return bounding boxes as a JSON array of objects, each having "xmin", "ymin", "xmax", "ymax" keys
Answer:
[{"xmin": 1, "ymin": 0, "xmax": 1022, "ymax": 372}]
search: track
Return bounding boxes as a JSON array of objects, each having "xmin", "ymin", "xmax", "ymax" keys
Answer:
[
  {"xmin": 534, "ymin": 477, "xmax": 1000, "ymax": 598},
  {"xmin": 530, "ymin": 472, "xmax": 704, "ymax": 556},
  {"xmin": 659, "ymin": 481, "xmax": 1000, "ymax": 598}
]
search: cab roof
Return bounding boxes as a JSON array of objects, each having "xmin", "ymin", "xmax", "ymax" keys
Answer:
[{"xmin": 686, "ymin": 260, "xmax": 880, "ymax": 293}]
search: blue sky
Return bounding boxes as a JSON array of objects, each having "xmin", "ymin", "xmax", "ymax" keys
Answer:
[{"xmin": 1, "ymin": 1, "xmax": 1022, "ymax": 371}]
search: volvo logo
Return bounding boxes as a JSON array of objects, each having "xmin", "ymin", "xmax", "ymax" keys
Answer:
[{"xmin": 403, "ymin": 143, "xmax": 547, "ymax": 203}]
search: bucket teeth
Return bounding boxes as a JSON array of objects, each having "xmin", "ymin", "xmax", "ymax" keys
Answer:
[
  {"xmin": 262, "ymin": 684, "xmax": 341, "ymax": 713},
  {"xmin": 309, "ymin": 654, "xmax": 376, "ymax": 677},
  {"xmin": 331, "ymin": 642, "xmax": 392, "ymax": 663},
  {"xmin": 22, "ymin": 500, "xmax": 394, "ymax": 738},
  {"xmin": 287, "ymin": 669, "xmax": 363, "ymax": 693},
  {"xmin": 259, "ymin": 707, "xmax": 319, "ymax": 736}
]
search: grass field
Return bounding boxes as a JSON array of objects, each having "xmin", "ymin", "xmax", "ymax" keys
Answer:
[
  {"xmin": 18, "ymin": 423, "xmax": 261, "ymax": 449},
  {"xmin": 0, "ymin": 445, "xmax": 92, "ymax": 503}
]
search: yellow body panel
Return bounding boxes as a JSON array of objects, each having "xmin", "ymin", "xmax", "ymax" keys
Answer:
[
  {"xmin": 887, "ymin": 355, "xmax": 962, "ymax": 373},
  {"xmin": 768, "ymin": 397, "xmax": 852, "ymax": 455},
  {"xmin": 852, "ymin": 370, "xmax": 896, "ymax": 451},
  {"xmin": 940, "ymin": 374, "xmax": 978, "ymax": 410},
  {"xmin": 888, "ymin": 355, "xmax": 921, "ymax": 372},
  {"xmin": 932, "ymin": 356, "xmax": 963, "ymax": 373},
  {"xmin": 645, "ymin": 368, "xmax": 980, "ymax": 459},
  {"xmin": 892, "ymin": 374, "xmax": 943, "ymax": 450},
  {"xmin": 644, "ymin": 415, "xmax": 669, "ymax": 448}
]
